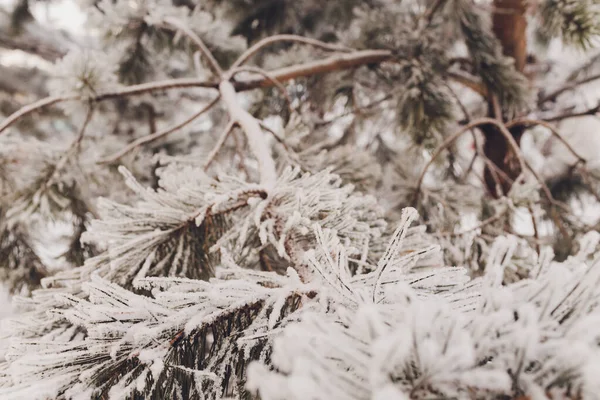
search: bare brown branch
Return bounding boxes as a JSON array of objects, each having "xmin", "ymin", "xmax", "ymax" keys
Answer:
[
  {"xmin": 414, "ymin": 118, "xmax": 526, "ymax": 201},
  {"xmin": 98, "ymin": 95, "xmax": 221, "ymax": 164},
  {"xmin": 204, "ymin": 120, "xmax": 236, "ymax": 171},
  {"xmin": 231, "ymin": 34, "xmax": 353, "ymax": 69}
]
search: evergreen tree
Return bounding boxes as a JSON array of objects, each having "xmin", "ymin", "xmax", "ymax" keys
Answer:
[{"xmin": 0, "ymin": 0, "xmax": 600, "ymax": 398}]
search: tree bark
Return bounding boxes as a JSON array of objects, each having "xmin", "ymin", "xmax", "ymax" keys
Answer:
[
  {"xmin": 482, "ymin": 0, "xmax": 528, "ymax": 197},
  {"xmin": 492, "ymin": 0, "xmax": 527, "ymax": 73}
]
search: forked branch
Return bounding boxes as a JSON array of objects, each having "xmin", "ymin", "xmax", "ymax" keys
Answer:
[
  {"xmin": 507, "ymin": 118, "xmax": 586, "ymax": 164},
  {"xmin": 0, "ymin": 51, "xmax": 390, "ymax": 135},
  {"xmin": 219, "ymin": 80, "xmax": 277, "ymax": 188},
  {"xmin": 414, "ymin": 118, "xmax": 526, "ymax": 202},
  {"xmin": 204, "ymin": 120, "xmax": 236, "ymax": 171}
]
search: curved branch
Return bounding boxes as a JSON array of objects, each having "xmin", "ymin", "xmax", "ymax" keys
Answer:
[
  {"xmin": 0, "ymin": 79, "xmax": 218, "ymax": 136},
  {"xmin": 523, "ymin": 156, "xmax": 570, "ymax": 214},
  {"xmin": 446, "ymin": 82, "xmax": 504, "ymax": 192},
  {"xmin": 233, "ymin": 49, "xmax": 393, "ymax": 91},
  {"xmin": 437, "ymin": 209, "xmax": 508, "ymax": 237},
  {"xmin": 0, "ymin": 95, "xmax": 78, "ymax": 135},
  {"xmin": 204, "ymin": 120, "xmax": 236, "ymax": 171},
  {"xmin": 72, "ymin": 106, "xmax": 95, "ymax": 149},
  {"xmin": 414, "ymin": 118, "xmax": 525, "ymax": 201},
  {"xmin": 98, "ymin": 95, "xmax": 221, "ymax": 164},
  {"xmin": 543, "ymin": 101, "xmax": 600, "ymax": 122},
  {"xmin": 1, "ymin": 50, "xmax": 396, "ymax": 136},
  {"xmin": 163, "ymin": 16, "xmax": 223, "ymax": 78},
  {"xmin": 231, "ymin": 34, "xmax": 353, "ymax": 69},
  {"xmin": 231, "ymin": 66, "xmax": 293, "ymax": 113},
  {"xmin": 52, "ymin": 106, "xmax": 95, "ymax": 178},
  {"xmin": 507, "ymin": 118, "xmax": 587, "ymax": 164},
  {"xmin": 422, "ymin": 0, "xmax": 447, "ymax": 25},
  {"xmin": 528, "ymin": 204, "xmax": 540, "ymax": 255},
  {"xmin": 538, "ymin": 73, "xmax": 600, "ymax": 105},
  {"xmin": 447, "ymin": 70, "xmax": 488, "ymax": 97},
  {"xmin": 259, "ymin": 121, "xmax": 289, "ymax": 149},
  {"xmin": 93, "ymin": 78, "xmax": 218, "ymax": 100}
]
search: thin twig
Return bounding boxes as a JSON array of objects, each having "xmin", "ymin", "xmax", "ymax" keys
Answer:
[
  {"xmin": 230, "ymin": 66, "xmax": 293, "ymax": 113},
  {"xmin": 414, "ymin": 118, "xmax": 525, "ymax": 202},
  {"xmin": 259, "ymin": 121, "xmax": 290, "ymax": 149},
  {"xmin": 315, "ymin": 86, "xmax": 406, "ymax": 127},
  {"xmin": 0, "ymin": 95, "xmax": 78, "ymax": 135},
  {"xmin": 193, "ymin": 51, "xmax": 203, "ymax": 76},
  {"xmin": 446, "ymin": 82, "xmax": 504, "ymax": 192},
  {"xmin": 231, "ymin": 34, "xmax": 353, "ymax": 69},
  {"xmin": 1, "ymin": 51, "xmax": 392, "ymax": 135},
  {"xmin": 0, "ymin": 78, "xmax": 220, "ymax": 135},
  {"xmin": 422, "ymin": 0, "xmax": 447, "ymax": 25},
  {"xmin": 523, "ymin": 157, "xmax": 570, "ymax": 214},
  {"xmin": 538, "ymin": 73, "xmax": 600, "ymax": 105},
  {"xmin": 482, "ymin": 153, "xmax": 514, "ymax": 187},
  {"xmin": 542, "ymin": 102, "xmax": 600, "ymax": 122},
  {"xmin": 447, "ymin": 70, "xmax": 488, "ymax": 97},
  {"xmin": 566, "ymin": 52, "xmax": 600, "ymax": 81},
  {"xmin": 579, "ymin": 168, "xmax": 600, "ymax": 204},
  {"xmin": 437, "ymin": 210, "xmax": 507, "ymax": 237},
  {"xmin": 232, "ymin": 128, "xmax": 250, "ymax": 179},
  {"xmin": 163, "ymin": 16, "xmax": 223, "ymax": 77},
  {"xmin": 204, "ymin": 120, "xmax": 236, "ymax": 171},
  {"xmin": 446, "ymin": 82, "xmax": 473, "ymax": 124},
  {"xmin": 49, "ymin": 107, "xmax": 95, "ymax": 187},
  {"xmin": 98, "ymin": 95, "xmax": 220, "ymax": 164},
  {"xmin": 73, "ymin": 106, "xmax": 95, "ymax": 150},
  {"xmin": 233, "ymin": 49, "xmax": 393, "ymax": 91},
  {"xmin": 94, "ymin": 78, "xmax": 218, "ymax": 100},
  {"xmin": 549, "ymin": 206, "xmax": 572, "ymax": 252},
  {"xmin": 462, "ymin": 152, "xmax": 478, "ymax": 182},
  {"xmin": 528, "ymin": 204, "xmax": 541, "ymax": 255},
  {"xmin": 507, "ymin": 118, "xmax": 587, "ymax": 164}
]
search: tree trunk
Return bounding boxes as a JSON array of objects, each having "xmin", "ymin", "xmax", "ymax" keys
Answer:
[
  {"xmin": 492, "ymin": 0, "xmax": 527, "ymax": 73},
  {"xmin": 483, "ymin": 0, "xmax": 527, "ymax": 197}
]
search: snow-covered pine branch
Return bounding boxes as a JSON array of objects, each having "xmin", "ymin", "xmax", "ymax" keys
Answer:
[
  {"xmin": 1, "ymin": 207, "xmax": 456, "ymax": 399},
  {"xmin": 249, "ymin": 231, "xmax": 600, "ymax": 400}
]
